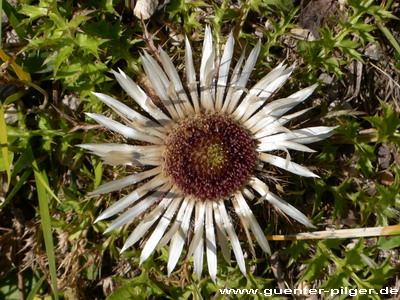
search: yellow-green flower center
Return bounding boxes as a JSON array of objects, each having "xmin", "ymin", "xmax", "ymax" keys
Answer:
[{"xmin": 194, "ymin": 142, "xmax": 226, "ymax": 171}]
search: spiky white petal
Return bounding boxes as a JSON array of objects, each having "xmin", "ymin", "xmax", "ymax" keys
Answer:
[
  {"xmin": 185, "ymin": 37, "xmax": 200, "ymax": 112},
  {"xmin": 142, "ymin": 51, "xmax": 170, "ymax": 87},
  {"xmin": 220, "ymin": 49, "xmax": 246, "ymax": 113},
  {"xmin": 194, "ymin": 236, "xmax": 204, "ymax": 280},
  {"xmin": 90, "ymin": 167, "xmax": 161, "ymax": 195},
  {"xmin": 232, "ymin": 197, "xmax": 255, "ymax": 257},
  {"xmin": 215, "ymin": 31, "xmax": 234, "ymax": 110},
  {"xmin": 140, "ymin": 197, "xmax": 182, "ymax": 264},
  {"xmin": 217, "ymin": 200, "xmax": 246, "ymax": 276},
  {"xmin": 91, "ymin": 92, "xmax": 166, "ymax": 138},
  {"xmin": 251, "ymin": 178, "xmax": 315, "ymax": 228},
  {"xmin": 159, "ymin": 47, "xmax": 195, "ymax": 115},
  {"xmin": 205, "ymin": 202, "xmax": 217, "ymax": 282},
  {"xmin": 199, "ymin": 26, "xmax": 215, "ymax": 112},
  {"xmin": 289, "ymin": 126, "xmax": 338, "ymax": 144},
  {"xmin": 95, "ymin": 174, "xmax": 168, "ymax": 223},
  {"xmin": 111, "ymin": 69, "xmax": 171, "ymax": 125},
  {"xmin": 235, "ymin": 64, "xmax": 295, "ymax": 121},
  {"xmin": 244, "ymin": 83, "xmax": 315, "ymax": 129},
  {"xmin": 167, "ymin": 198, "xmax": 195, "ymax": 275},
  {"xmin": 104, "ymin": 188, "xmax": 166, "ymax": 233},
  {"xmin": 201, "ymin": 48, "xmax": 216, "ymax": 112},
  {"xmin": 189, "ymin": 202, "xmax": 206, "ymax": 279},
  {"xmin": 258, "ymin": 126, "xmax": 337, "ymax": 145},
  {"xmin": 235, "ymin": 192, "xmax": 271, "ymax": 254},
  {"xmin": 212, "ymin": 202, "xmax": 231, "ymax": 263},
  {"xmin": 259, "ymin": 141, "xmax": 316, "ymax": 153},
  {"xmin": 85, "ymin": 113, "xmax": 163, "ymax": 144},
  {"xmin": 252, "ymin": 120, "xmax": 290, "ymax": 138},
  {"xmin": 259, "ymin": 153, "xmax": 319, "ymax": 178},
  {"xmin": 120, "ymin": 194, "xmax": 175, "ymax": 253},
  {"xmin": 226, "ymin": 40, "xmax": 261, "ymax": 115},
  {"xmin": 141, "ymin": 54, "xmax": 183, "ymax": 120},
  {"xmin": 157, "ymin": 197, "xmax": 189, "ymax": 249},
  {"xmin": 200, "ymin": 26, "xmax": 213, "ymax": 87},
  {"xmin": 77, "ymin": 143, "xmax": 163, "ymax": 166},
  {"xmin": 77, "ymin": 143, "xmax": 157, "ymax": 156},
  {"xmin": 264, "ymin": 84, "xmax": 318, "ymax": 117}
]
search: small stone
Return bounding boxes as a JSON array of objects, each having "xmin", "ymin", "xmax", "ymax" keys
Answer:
[
  {"xmin": 134, "ymin": 0, "xmax": 159, "ymax": 19},
  {"xmin": 5, "ymin": 104, "xmax": 18, "ymax": 125},
  {"xmin": 364, "ymin": 44, "xmax": 382, "ymax": 61}
]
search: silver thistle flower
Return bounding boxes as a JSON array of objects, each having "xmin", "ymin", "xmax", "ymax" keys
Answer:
[{"xmin": 78, "ymin": 27, "xmax": 335, "ymax": 281}]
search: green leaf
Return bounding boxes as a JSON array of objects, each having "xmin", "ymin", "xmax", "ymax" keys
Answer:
[
  {"xmin": 346, "ymin": 48, "xmax": 365, "ymax": 63},
  {"xmin": 352, "ymin": 22, "xmax": 375, "ymax": 32},
  {"xmin": 337, "ymin": 39, "xmax": 359, "ymax": 49},
  {"xmin": 107, "ymin": 284, "xmax": 141, "ymax": 299},
  {"xmin": 74, "ymin": 33, "xmax": 108, "ymax": 58},
  {"xmin": 356, "ymin": 143, "xmax": 375, "ymax": 176},
  {"xmin": 69, "ymin": 15, "xmax": 92, "ymax": 28},
  {"xmin": 4, "ymin": 90, "xmax": 27, "ymax": 106},
  {"xmin": 48, "ymin": 45, "xmax": 74, "ymax": 75},
  {"xmin": 367, "ymin": 257, "xmax": 395, "ymax": 287},
  {"xmin": 299, "ymin": 244, "xmax": 330, "ymax": 282},
  {"xmin": 319, "ymin": 28, "xmax": 336, "ymax": 49},
  {"xmin": 103, "ymin": 0, "xmax": 117, "ymax": 13},
  {"xmin": 3, "ymin": 0, "xmax": 32, "ymax": 40},
  {"xmin": 48, "ymin": 12, "xmax": 69, "ymax": 30},
  {"xmin": 19, "ymin": 5, "xmax": 48, "ymax": 19},
  {"xmin": 343, "ymin": 239, "xmax": 365, "ymax": 269},
  {"xmin": 373, "ymin": 7, "xmax": 400, "ymax": 20},
  {"xmin": 365, "ymin": 105, "xmax": 400, "ymax": 141},
  {"xmin": 377, "ymin": 236, "xmax": 400, "ymax": 250}
]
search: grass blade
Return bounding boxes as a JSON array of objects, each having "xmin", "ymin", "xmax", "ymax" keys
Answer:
[
  {"xmin": 0, "ymin": 169, "xmax": 32, "ymax": 209},
  {"xmin": 33, "ymin": 165, "xmax": 61, "ymax": 203},
  {"xmin": 267, "ymin": 225, "xmax": 400, "ymax": 240},
  {"xmin": 0, "ymin": 91, "xmax": 28, "ymax": 191},
  {"xmin": 0, "ymin": 48, "xmax": 32, "ymax": 81},
  {"xmin": 29, "ymin": 146, "xmax": 59, "ymax": 300},
  {"xmin": 377, "ymin": 22, "xmax": 400, "ymax": 55},
  {"xmin": 94, "ymin": 159, "xmax": 103, "ymax": 188},
  {"xmin": 26, "ymin": 275, "xmax": 46, "ymax": 300},
  {"xmin": 0, "ymin": 0, "xmax": 2, "ymax": 47},
  {"xmin": 0, "ymin": 104, "xmax": 11, "ymax": 186}
]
